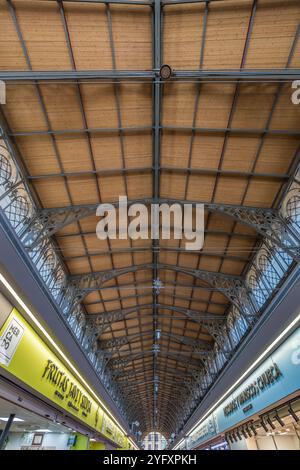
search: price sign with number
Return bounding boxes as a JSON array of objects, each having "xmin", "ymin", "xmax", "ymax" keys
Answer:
[{"xmin": 0, "ymin": 316, "xmax": 24, "ymax": 366}]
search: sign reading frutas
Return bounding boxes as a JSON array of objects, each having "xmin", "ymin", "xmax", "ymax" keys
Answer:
[
  {"xmin": 42, "ymin": 359, "xmax": 92, "ymax": 418},
  {"xmin": 0, "ymin": 316, "xmax": 24, "ymax": 366}
]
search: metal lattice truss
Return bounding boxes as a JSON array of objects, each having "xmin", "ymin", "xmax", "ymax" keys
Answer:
[{"xmin": 0, "ymin": 0, "xmax": 300, "ymax": 443}]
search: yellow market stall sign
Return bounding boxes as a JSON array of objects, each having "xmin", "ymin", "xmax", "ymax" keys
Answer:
[{"xmin": 0, "ymin": 306, "xmax": 129, "ymax": 448}]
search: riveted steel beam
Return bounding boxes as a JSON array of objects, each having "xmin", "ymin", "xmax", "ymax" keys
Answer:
[
  {"xmin": 99, "ymin": 329, "xmax": 212, "ymax": 353},
  {"xmin": 110, "ymin": 350, "xmax": 205, "ymax": 370},
  {"xmin": 114, "ymin": 365, "xmax": 196, "ymax": 380}
]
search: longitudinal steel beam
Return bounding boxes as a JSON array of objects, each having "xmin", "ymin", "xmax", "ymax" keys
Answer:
[
  {"xmin": 114, "ymin": 364, "xmax": 195, "ymax": 380},
  {"xmin": 22, "ymin": 198, "xmax": 300, "ymax": 260},
  {"xmin": 1, "ymin": 69, "xmax": 299, "ymax": 82}
]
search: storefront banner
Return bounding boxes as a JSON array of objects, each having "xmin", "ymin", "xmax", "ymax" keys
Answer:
[
  {"xmin": 0, "ymin": 306, "xmax": 130, "ymax": 448},
  {"xmin": 190, "ymin": 326, "xmax": 300, "ymax": 444},
  {"xmin": 188, "ymin": 414, "xmax": 217, "ymax": 447}
]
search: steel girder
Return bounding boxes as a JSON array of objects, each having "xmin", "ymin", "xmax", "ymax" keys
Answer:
[
  {"xmin": 87, "ymin": 302, "xmax": 224, "ymax": 332},
  {"xmin": 115, "ymin": 366, "xmax": 195, "ymax": 382},
  {"xmin": 62, "ymin": 263, "xmax": 257, "ymax": 319},
  {"xmin": 21, "ymin": 199, "xmax": 300, "ymax": 260},
  {"xmin": 1, "ymin": 69, "xmax": 299, "ymax": 82},
  {"xmin": 113, "ymin": 363, "xmax": 199, "ymax": 380},
  {"xmin": 120, "ymin": 378, "xmax": 191, "ymax": 391}
]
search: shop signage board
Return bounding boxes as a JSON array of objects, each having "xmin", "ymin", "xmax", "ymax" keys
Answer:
[
  {"xmin": 190, "ymin": 326, "xmax": 300, "ymax": 444},
  {"xmin": 188, "ymin": 415, "xmax": 217, "ymax": 447},
  {"xmin": 0, "ymin": 305, "xmax": 130, "ymax": 449}
]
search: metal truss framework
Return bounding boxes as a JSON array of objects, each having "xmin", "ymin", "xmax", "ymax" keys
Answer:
[
  {"xmin": 21, "ymin": 199, "xmax": 300, "ymax": 260},
  {"xmin": 1, "ymin": 0, "xmax": 300, "ymax": 442},
  {"xmin": 61, "ymin": 262, "xmax": 259, "ymax": 319}
]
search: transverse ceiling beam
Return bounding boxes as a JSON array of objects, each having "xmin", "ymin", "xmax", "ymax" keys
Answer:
[{"xmin": 1, "ymin": 68, "xmax": 299, "ymax": 82}]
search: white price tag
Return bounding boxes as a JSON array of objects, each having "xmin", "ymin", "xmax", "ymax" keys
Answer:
[{"xmin": 0, "ymin": 316, "xmax": 24, "ymax": 366}]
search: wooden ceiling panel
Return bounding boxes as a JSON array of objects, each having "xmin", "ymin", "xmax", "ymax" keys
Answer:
[
  {"xmin": 1, "ymin": 0, "xmax": 299, "ymax": 434},
  {"xmin": 243, "ymin": 179, "xmax": 283, "ymax": 207},
  {"xmin": 255, "ymin": 136, "xmax": 298, "ymax": 175},
  {"xmin": 160, "ymin": 173, "xmax": 186, "ymax": 199},
  {"xmin": 177, "ymin": 253, "xmax": 199, "ymax": 269},
  {"xmin": 290, "ymin": 35, "xmax": 300, "ymax": 67},
  {"xmin": 118, "ymin": 83, "xmax": 152, "ymax": 127},
  {"xmin": 213, "ymin": 176, "xmax": 248, "ymax": 205},
  {"xmin": 97, "ymin": 174, "xmax": 126, "ymax": 202},
  {"xmin": 133, "ymin": 251, "xmax": 152, "ymax": 265},
  {"xmin": 197, "ymin": 256, "xmax": 222, "ymax": 272},
  {"xmin": 220, "ymin": 135, "xmax": 262, "ymax": 172},
  {"xmin": 66, "ymin": 257, "xmax": 92, "ymax": 275},
  {"xmin": 111, "ymin": 252, "xmax": 136, "ymax": 268},
  {"xmin": 80, "ymin": 84, "xmax": 119, "ymax": 128},
  {"xmin": 190, "ymin": 134, "xmax": 226, "ymax": 170},
  {"xmin": 186, "ymin": 174, "xmax": 216, "ymax": 201},
  {"xmin": 91, "ymin": 135, "xmax": 123, "ymax": 170},
  {"xmin": 231, "ymin": 83, "xmax": 278, "ymax": 129},
  {"xmin": 90, "ymin": 255, "xmax": 114, "ymax": 272},
  {"xmin": 84, "ymin": 234, "xmax": 110, "ymax": 253},
  {"xmin": 58, "ymin": 236, "xmax": 86, "ymax": 259},
  {"xmin": 270, "ymin": 85, "xmax": 300, "ymax": 131},
  {"xmin": 218, "ymin": 259, "xmax": 245, "ymax": 276},
  {"xmin": 55, "ymin": 136, "xmax": 95, "ymax": 172},
  {"xmin": 195, "ymin": 84, "xmax": 236, "ymax": 128},
  {"xmin": 126, "ymin": 173, "xmax": 152, "ymax": 199},
  {"xmin": 32, "ymin": 179, "xmax": 69, "ymax": 207},
  {"xmin": 39, "ymin": 83, "xmax": 84, "ymax": 129},
  {"xmin": 162, "ymin": 83, "xmax": 197, "ymax": 127}
]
